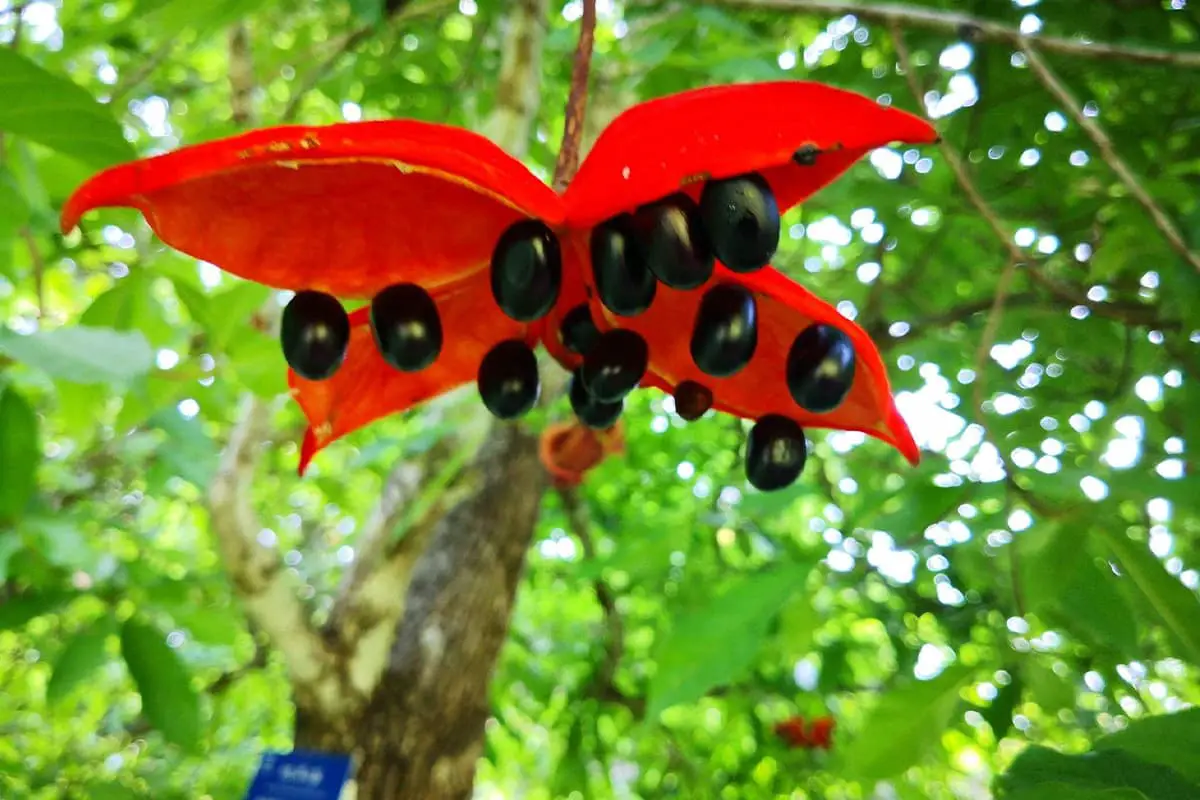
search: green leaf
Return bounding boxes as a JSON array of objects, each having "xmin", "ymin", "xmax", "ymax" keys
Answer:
[
  {"xmin": 1022, "ymin": 658, "xmax": 1075, "ymax": 714},
  {"xmin": 646, "ymin": 562, "xmax": 811, "ymax": 718},
  {"xmin": 147, "ymin": 407, "xmax": 218, "ymax": 488},
  {"xmin": 80, "ymin": 271, "xmax": 174, "ymax": 348},
  {"xmin": 0, "ymin": 384, "xmax": 39, "ymax": 521},
  {"xmin": 170, "ymin": 278, "xmax": 270, "ymax": 352},
  {"xmin": 135, "ymin": 0, "xmax": 270, "ymax": 33},
  {"xmin": 1094, "ymin": 709, "xmax": 1200, "ymax": 785},
  {"xmin": 0, "ymin": 325, "xmax": 153, "ymax": 384},
  {"xmin": 1021, "ymin": 524, "xmax": 1139, "ymax": 658},
  {"xmin": 1002, "ymin": 785, "xmax": 1147, "ymax": 800},
  {"xmin": 0, "ymin": 533, "xmax": 23, "ymax": 582},
  {"xmin": 837, "ymin": 664, "xmax": 973, "ymax": 783},
  {"xmin": 0, "ymin": 589, "xmax": 73, "ymax": 631},
  {"xmin": 0, "ymin": 50, "xmax": 134, "ymax": 169},
  {"xmin": 998, "ymin": 745, "xmax": 1199, "ymax": 799},
  {"xmin": 120, "ymin": 617, "xmax": 202, "ymax": 751},
  {"xmin": 983, "ymin": 672, "xmax": 1022, "ymax": 739},
  {"xmin": 777, "ymin": 590, "xmax": 819, "ymax": 658},
  {"xmin": 350, "ymin": 0, "xmax": 384, "ymax": 25},
  {"xmin": 47, "ymin": 621, "xmax": 113, "ymax": 705},
  {"xmin": 0, "ymin": 168, "xmax": 29, "ymax": 270},
  {"xmin": 1097, "ymin": 529, "xmax": 1200, "ymax": 666}
]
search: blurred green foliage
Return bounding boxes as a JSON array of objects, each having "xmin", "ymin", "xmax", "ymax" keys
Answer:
[{"xmin": 1, "ymin": 0, "xmax": 1199, "ymax": 798}]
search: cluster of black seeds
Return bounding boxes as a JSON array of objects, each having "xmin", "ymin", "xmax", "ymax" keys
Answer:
[{"xmin": 279, "ymin": 151, "xmax": 862, "ymax": 492}]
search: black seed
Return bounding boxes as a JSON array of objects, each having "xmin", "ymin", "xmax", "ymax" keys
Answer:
[
  {"xmin": 699, "ymin": 173, "xmax": 780, "ymax": 273},
  {"xmin": 690, "ymin": 283, "xmax": 758, "ymax": 378},
  {"xmin": 793, "ymin": 144, "xmax": 820, "ymax": 166},
  {"xmin": 581, "ymin": 328, "xmax": 648, "ymax": 403},
  {"xmin": 478, "ymin": 339, "xmax": 540, "ymax": 420},
  {"xmin": 490, "ymin": 219, "xmax": 562, "ymax": 322},
  {"xmin": 560, "ymin": 303, "xmax": 601, "ymax": 356},
  {"xmin": 745, "ymin": 415, "xmax": 808, "ymax": 492},
  {"xmin": 369, "ymin": 283, "xmax": 442, "ymax": 372},
  {"xmin": 591, "ymin": 215, "xmax": 656, "ymax": 317},
  {"xmin": 569, "ymin": 369, "xmax": 623, "ymax": 429},
  {"xmin": 632, "ymin": 193, "xmax": 713, "ymax": 290},
  {"xmin": 674, "ymin": 380, "xmax": 713, "ymax": 421},
  {"xmin": 786, "ymin": 324, "xmax": 856, "ymax": 413},
  {"xmin": 281, "ymin": 290, "xmax": 350, "ymax": 381}
]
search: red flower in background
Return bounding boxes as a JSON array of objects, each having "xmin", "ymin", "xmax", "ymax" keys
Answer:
[
  {"xmin": 774, "ymin": 715, "xmax": 835, "ymax": 750},
  {"xmin": 61, "ymin": 81, "xmax": 934, "ymax": 489}
]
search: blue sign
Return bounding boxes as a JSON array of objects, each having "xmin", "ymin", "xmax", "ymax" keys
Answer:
[{"xmin": 245, "ymin": 749, "xmax": 354, "ymax": 800}]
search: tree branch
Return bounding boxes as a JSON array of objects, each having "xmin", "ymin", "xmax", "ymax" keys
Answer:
[
  {"xmin": 710, "ymin": 0, "xmax": 1200, "ymax": 68},
  {"xmin": 208, "ymin": 395, "xmax": 339, "ymax": 709},
  {"xmin": 1018, "ymin": 43, "xmax": 1200, "ymax": 276}
]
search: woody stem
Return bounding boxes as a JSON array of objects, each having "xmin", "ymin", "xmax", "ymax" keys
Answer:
[{"xmin": 552, "ymin": 0, "xmax": 598, "ymax": 192}]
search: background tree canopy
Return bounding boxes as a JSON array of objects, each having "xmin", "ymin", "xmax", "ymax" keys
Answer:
[{"xmin": 1, "ymin": 0, "xmax": 1199, "ymax": 798}]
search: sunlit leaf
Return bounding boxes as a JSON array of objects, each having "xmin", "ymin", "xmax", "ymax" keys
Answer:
[
  {"xmin": 47, "ymin": 621, "xmax": 113, "ymax": 705},
  {"xmin": 837, "ymin": 664, "xmax": 973, "ymax": 783},
  {"xmin": 647, "ymin": 562, "xmax": 811, "ymax": 718},
  {"xmin": 120, "ymin": 618, "xmax": 202, "ymax": 751},
  {"xmin": 0, "ymin": 326, "xmax": 153, "ymax": 384},
  {"xmin": 0, "ymin": 384, "xmax": 39, "ymax": 521},
  {"xmin": 0, "ymin": 50, "xmax": 134, "ymax": 169}
]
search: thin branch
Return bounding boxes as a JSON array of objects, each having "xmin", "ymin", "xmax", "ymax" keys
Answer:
[
  {"xmin": 710, "ymin": 0, "xmax": 1200, "ymax": 68},
  {"xmin": 972, "ymin": 256, "xmax": 1020, "ymax": 420},
  {"xmin": 560, "ymin": 487, "xmax": 624, "ymax": 696},
  {"xmin": 109, "ymin": 42, "xmax": 176, "ymax": 104},
  {"xmin": 551, "ymin": 0, "xmax": 598, "ymax": 192},
  {"xmin": 1019, "ymin": 43, "xmax": 1200, "ymax": 276},
  {"xmin": 207, "ymin": 640, "xmax": 269, "ymax": 696},
  {"xmin": 279, "ymin": 0, "xmax": 454, "ymax": 123}
]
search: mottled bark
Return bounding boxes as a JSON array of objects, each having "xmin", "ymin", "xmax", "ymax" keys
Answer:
[{"xmin": 296, "ymin": 427, "xmax": 547, "ymax": 798}]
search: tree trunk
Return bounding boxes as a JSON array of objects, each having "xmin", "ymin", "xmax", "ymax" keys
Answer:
[{"xmin": 295, "ymin": 426, "xmax": 547, "ymax": 797}]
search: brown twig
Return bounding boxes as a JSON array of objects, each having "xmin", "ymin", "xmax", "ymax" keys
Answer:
[
  {"xmin": 710, "ymin": 0, "xmax": 1200, "ymax": 68},
  {"xmin": 1019, "ymin": 43, "xmax": 1200, "ymax": 276},
  {"xmin": 551, "ymin": 0, "xmax": 598, "ymax": 192}
]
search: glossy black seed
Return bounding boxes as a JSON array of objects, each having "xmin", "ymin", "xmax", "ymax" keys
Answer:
[
  {"xmin": 281, "ymin": 290, "xmax": 350, "ymax": 382},
  {"xmin": 569, "ymin": 369, "xmax": 624, "ymax": 429},
  {"xmin": 786, "ymin": 324, "xmax": 856, "ymax": 413},
  {"xmin": 745, "ymin": 414, "xmax": 808, "ymax": 492},
  {"xmin": 591, "ymin": 215, "xmax": 656, "ymax": 317},
  {"xmin": 370, "ymin": 283, "xmax": 442, "ymax": 372},
  {"xmin": 632, "ymin": 193, "xmax": 713, "ymax": 290},
  {"xmin": 793, "ymin": 144, "xmax": 820, "ymax": 166},
  {"xmin": 560, "ymin": 303, "xmax": 601, "ymax": 356},
  {"xmin": 581, "ymin": 328, "xmax": 648, "ymax": 403},
  {"xmin": 490, "ymin": 219, "xmax": 562, "ymax": 322},
  {"xmin": 690, "ymin": 283, "xmax": 758, "ymax": 378},
  {"xmin": 673, "ymin": 380, "xmax": 713, "ymax": 422},
  {"xmin": 699, "ymin": 173, "xmax": 780, "ymax": 273},
  {"xmin": 478, "ymin": 339, "xmax": 540, "ymax": 420}
]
